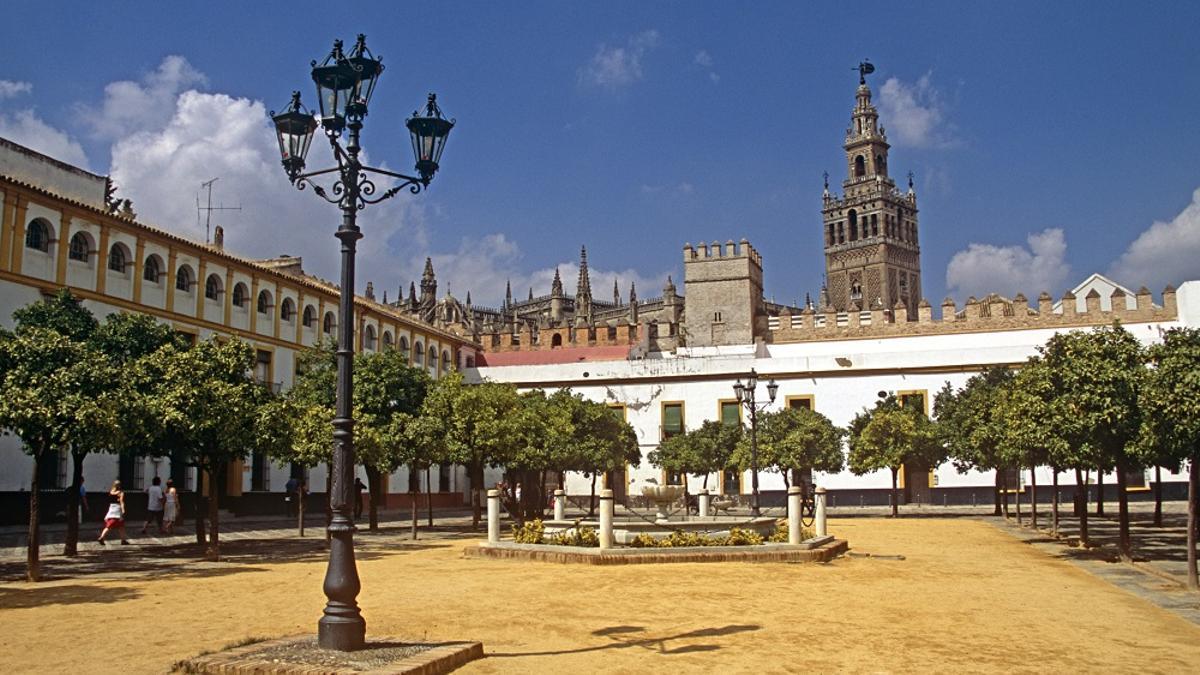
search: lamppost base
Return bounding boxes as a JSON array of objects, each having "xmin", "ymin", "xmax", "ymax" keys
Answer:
[{"xmin": 318, "ymin": 615, "xmax": 366, "ymax": 651}]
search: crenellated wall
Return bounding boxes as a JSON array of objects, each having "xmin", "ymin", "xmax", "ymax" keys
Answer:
[{"xmin": 767, "ymin": 286, "xmax": 1177, "ymax": 343}]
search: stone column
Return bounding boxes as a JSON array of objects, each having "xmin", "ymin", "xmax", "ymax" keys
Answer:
[
  {"xmin": 815, "ymin": 486, "xmax": 828, "ymax": 538},
  {"xmin": 698, "ymin": 489, "xmax": 710, "ymax": 518},
  {"xmin": 486, "ymin": 489, "xmax": 499, "ymax": 544},
  {"xmin": 599, "ymin": 489, "xmax": 614, "ymax": 550},
  {"xmin": 553, "ymin": 489, "xmax": 565, "ymax": 521},
  {"xmin": 787, "ymin": 486, "xmax": 802, "ymax": 545}
]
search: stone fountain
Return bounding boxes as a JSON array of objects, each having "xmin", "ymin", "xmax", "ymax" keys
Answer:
[{"xmin": 642, "ymin": 484, "xmax": 686, "ymax": 523}]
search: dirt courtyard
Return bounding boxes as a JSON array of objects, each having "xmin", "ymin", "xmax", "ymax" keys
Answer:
[{"xmin": 1, "ymin": 517, "xmax": 1197, "ymax": 674}]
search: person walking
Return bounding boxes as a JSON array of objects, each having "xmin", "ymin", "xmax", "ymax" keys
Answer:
[
  {"xmin": 354, "ymin": 476, "xmax": 366, "ymax": 520},
  {"xmin": 98, "ymin": 480, "xmax": 129, "ymax": 545},
  {"xmin": 141, "ymin": 476, "xmax": 165, "ymax": 535},
  {"xmin": 162, "ymin": 479, "xmax": 179, "ymax": 535}
]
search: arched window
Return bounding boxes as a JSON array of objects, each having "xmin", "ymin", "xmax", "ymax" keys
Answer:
[
  {"xmin": 364, "ymin": 325, "xmax": 377, "ymax": 351},
  {"xmin": 68, "ymin": 233, "xmax": 90, "ymax": 262},
  {"xmin": 465, "ymin": 355, "xmax": 475, "ymax": 368},
  {"xmin": 875, "ymin": 154, "xmax": 885, "ymax": 175},
  {"xmin": 551, "ymin": 333, "xmax": 563, "ymax": 348},
  {"xmin": 24, "ymin": 219, "xmax": 51, "ymax": 252},
  {"xmin": 204, "ymin": 273, "xmax": 222, "ymax": 300},
  {"xmin": 442, "ymin": 349, "xmax": 451, "ymax": 373},
  {"xmin": 382, "ymin": 331, "xmax": 393, "ymax": 350},
  {"xmin": 143, "ymin": 255, "xmax": 162, "ymax": 283},
  {"xmin": 414, "ymin": 341, "xmax": 424, "ymax": 365},
  {"xmin": 302, "ymin": 305, "xmax": 316, "ymax": 327},
  {"xmin": 232, "ymin": 283, "xmax": 248, "ymax": 308},
  {"xmin": 870, "ymin": 213, "xmax": 878, "ymax": 237},
  {"xmin": 280, "ymin": 298, "xmax": 295, "ymax": 323},
  {"xmin": 854, "ymin": 155, "xmax": 866, "ymax": 178},
  {"xmin": 323, "ymin": 311, "xmax": 336, "ymax": 335},
  {"xmin": 837, "ymin": 223, "xmax": 844, "ymax": 244},
  {"xmin": 427, "ymin": 347, "xmax": 436, "ymax": 368},
  {"xmin": 826, "ymin": 223, "xmax": 834, "ymax": 247},
  {"xmin": 175, "ymin": 265, "xmax": 194, "ymax": 292},
  {"xmin": 257, "ymin": 290, "xmax": 272, "ymax": 314},
  {"xmin": 399, "ymin": 336, "xmax": 410, "ymax": 360},
  {"xmin": 107, "ymin": 243, "xmax": 129, "ymax": 273}
]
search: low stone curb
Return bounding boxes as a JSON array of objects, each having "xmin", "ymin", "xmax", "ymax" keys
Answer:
[
  {"xmin": 464, "ymin": 538, "xmax": 848, "ymax": 565},
  {"xmin": 177, "ymin": 636, "xmax": 483, "ymax": 674}
]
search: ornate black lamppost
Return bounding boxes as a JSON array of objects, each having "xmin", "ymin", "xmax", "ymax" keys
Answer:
[
  {"xmin": 733, "ymin": 368, "xmax": 778, "ymax": 516},
  {"xmin": 271, "ymin": 34, "xmax": 453, "ymax": 651}
]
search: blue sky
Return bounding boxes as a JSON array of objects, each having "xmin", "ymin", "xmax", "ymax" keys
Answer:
[{"xmin": 2, "ymin": 2, "xmax": 1198, "ymax": 308}]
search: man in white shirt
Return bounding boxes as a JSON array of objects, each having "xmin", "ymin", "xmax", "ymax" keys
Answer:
[{"xmin": 141, "ymin": 476, "xmax": 165, "ymax": 535}]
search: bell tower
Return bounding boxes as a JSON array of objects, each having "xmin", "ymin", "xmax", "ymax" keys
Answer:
[{"xmin": 822, "ymin": 62, "xmax": 922, "ymax": 316}]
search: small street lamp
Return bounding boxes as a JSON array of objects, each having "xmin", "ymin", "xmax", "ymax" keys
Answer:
[
  {"xmin": 733, "ymin": 368, "xmax": 777, "ymax": 516},
  {"xmin": 271, "ymin": 34, "xmax": 454, "ymax": 652}
]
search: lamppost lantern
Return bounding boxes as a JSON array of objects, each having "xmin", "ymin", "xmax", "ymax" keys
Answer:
[
  {"xmin": 733, "ymin": 368, "xmax": 777, "ymax": 516},
  {"xmin": 746, "ymin": 368, "xmax": 758, "ymax": 392},
  {"xmin": 271, "ymin": 91, "xmax": 318, "ymax": 182},
  {"xmin": 274, "ymin": 34, "xmax": 453, "ymax": 653},
  {"xmin": 310, "ymin": 34, "xmax": 383, "ymax": 132},
  {"xmin": 733, "ymin": 380, "xmax": 745, "ymax": 403},
  {"xmin": 406, "ymin": 93, "xmax": 455, "ymax": 183},
  {"xmin": 767, "ymin": 379, "xmax": 779, "ymax": 404}
]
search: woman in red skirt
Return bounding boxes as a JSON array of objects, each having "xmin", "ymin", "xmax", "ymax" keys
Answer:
[{"xmin": 98, "ymin": 480, "xmax": 130, "ymax": 545}]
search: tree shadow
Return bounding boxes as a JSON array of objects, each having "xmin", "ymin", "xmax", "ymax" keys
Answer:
[
  {"xmin": 488, "ymin": 623, "xmax": 761, "ymax": 658},
  {"xmin": 0, "ymin": 583, "xmax": 141, "ymax": 608}
]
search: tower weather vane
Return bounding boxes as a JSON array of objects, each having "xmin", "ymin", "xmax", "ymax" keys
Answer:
[{"xmin": 855, "ymin": 60, "xmax": 875, "ymax": 84}]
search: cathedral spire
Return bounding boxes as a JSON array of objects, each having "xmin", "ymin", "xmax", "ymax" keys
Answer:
[
  {"xmin": 613, "ymin": 278, "xmax": 620, "ymax": 305},
  {"xmin": 551, "ymin": 267, "xmax": 563, "ymax": 297},
  {"xmin": 575, "ymin": 246, "xmax": 593, "ymax": 321},
  {"xmin": 504, "ymin": 279, "xmax": 513, "ymax": 308}
]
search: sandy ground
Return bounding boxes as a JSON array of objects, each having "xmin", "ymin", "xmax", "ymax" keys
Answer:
[{"xmin": 1, "ymin": 518, "xmax": 1198, "ymax": 674}]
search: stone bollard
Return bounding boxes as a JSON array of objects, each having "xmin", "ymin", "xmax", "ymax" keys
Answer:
[
  {"xmin": 487, "ymin": 489, "xmax": 500, "ymax": 544},
  {"xmin": 599, "ymin": 489, "xmax": 614, "ymax": 550},
  {"xmin": 815, "ymin": 486, "xmax": 828, "ymax": 538},
  {"xmin": 553, "ymin": 489, "xmax": 565, "ymax": 521},
  {"xmin": 787, "ymin": 486, "xmax": 802, "ymax": 545},
  {"xmin": 698, "ymin": 488, "xmax": 711, "ymax": 517}
]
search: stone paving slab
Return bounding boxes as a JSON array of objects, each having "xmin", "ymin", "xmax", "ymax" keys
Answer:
[{"xmin": 178, "ymin": 635, "xmax": 483, "ymax": 675}]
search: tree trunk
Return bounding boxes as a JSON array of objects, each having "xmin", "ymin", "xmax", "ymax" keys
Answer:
[
  {"xmin": 1187, "ymin": 456, "xmax": 1197, "ymax": 590},
  {"xmin": 411, "ymin": 490, "xmax": 419, "ymax": 540},
  {"xmin": 1015, "ymin": 466, "xmax": 1023, "ymax": 525},
  {"xmin": 890, "ymin": 467, "xmax": 899, "ymax": 518},
  {"xmin": 1001, "ymin": 469, "xmax": 1010, "ymax": 518},
  {"xmin": 365, "ymin": 464, "xmax": 380, "ymax": 532},
  {"xmin": 993, "ymin": 470, "xmax": 1002, "ymax": 516},
  {"xmin": 195, "ymin": 468, "xmax": 207, "ymax": 545},
  {"xmin": 426, "ymin": 465, "xmax": 434, "ymax": 527},
  {"xmin": 1052, "ymin": 466, "xmax": 1059, "ymax": 535},
  {"xmin": 1096, "ymin": 468, "xmax": 1105, "ymax": 517},
  {"xmin": 539, "ymin": 470, "xmax": 548, "ymax": 518},
  {"xmin": 205, "ymin": 463, "xmax": 221, "ymax": 562},
  {"xmin": 27, "ymin": 447, "xmax": 43, "ymax": 582},
  {"xmin": 782, "ymin": 470, "xmax": 790, "ymax": 490},
  {"xmin": 1076, "ymin": 467, "xmax": 1089, "ymax": 547},
  {"xmin": 1154, "ymin": 465, "xmax": 1163, "ymax": 527},
  {"xmin": 298, "ymin": 476, "xmax": 305, "ymax": 537},
  {"xmin": 558, "ymin": 471, "xmax": 565, "ymax": 490},
  {"xmin": 64, "ymin": 450, "xmax": 85, "ymax": 557},
  {"xmin": 410, "ymin": 465, "xmax": 420, "ymax": 540},
  {"xmin": 1116, "ymin": 460, "xmax": 1132, "ymax": 562},
  {"xmin": 1030, "ymin": 466, "xmax": 1038, "ymax": 528},
  {"xmin": 470, "ymin": 461, "xmax": 482, "ymax": 529},
  {"xmin": 589, "ymin": 473, "xmax": 597, "ymax": 517}
]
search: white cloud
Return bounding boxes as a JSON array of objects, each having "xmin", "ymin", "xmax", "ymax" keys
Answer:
[
  {"xmin": 579, "ymin": 30, "xmax": 659, "ymax": 89},
  {"xmin": 694, "ymin": 50, "xmax": 719, "ymax": 83},
  {"xmin": 878, "ymin": 72, "xmax": 956, "ymax": 148},
  {"xmin": 0, "ymin": 80, "xmax": 32, "ymax": 99},
  {"xmin": 107, "ymin": 82, "xmax": 426, "ymax": 291},
  {"xmin": 0, "ymin": 109, "xmax": 89, "ymax": 168},
  {"xmin": 946, "ymin": 228, "xmax": 1070, "ymax": 299},
  {"xmin": 83, "ymin": 55, "xmax": 207, "ymax": 140},
  {"xmin": 1107, "ymin": 187, "xmax": 1200, "ymax": 291}
]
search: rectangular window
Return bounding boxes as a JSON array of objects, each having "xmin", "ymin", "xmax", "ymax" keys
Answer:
[
  {"xmin": 899, "ymin": 391, "xmax": 927, "ymax": 416},
  {"xmin": 787, "ymin": 396, "xmax": 813, "ymax": 411},
  {"xmin": 720, "ymin": 401, "xmax": 741, "ymax": 427},
  {"xmin": 723, "ymin": 468, "xmax": 741, "ymax": 495},
  {"xmin": 713, "ymin": 311, "xmax": 723, "ymax": 324},
  {"xmin": 661, "ymin": 402, "xmax": 683, "ymax": 440},
  {"xmin": 175, "ymin": 330, "xmax": 198, "ymax": 347},
  {"xmin": 608, "ymin": 404, "xmax": 626, "ymax": 421},
  {"xmin": 133, "ymin": 458, "xmax": 145, "ymax": 491},
  {"xmin": 1125, "ymin": 470, "xmax": 1147, "ymax": 489},
  {"xmin": 255, "ymin": 349, "xmax": 272, "ymax": 384},
  {"xmin": 439, "ymin": 465, "xmax": 452, "ymax": 493}
]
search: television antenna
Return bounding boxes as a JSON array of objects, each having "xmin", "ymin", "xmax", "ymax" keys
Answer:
[{"xmin": 196, "ymin": 177, "xmax": 241, "ymax": 243}]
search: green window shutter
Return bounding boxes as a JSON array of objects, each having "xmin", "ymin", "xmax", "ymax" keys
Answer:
[
  {"xmin": 720, "ymin": 402, "xmax": 741, "ymax": 427},
  {"xmin": 663, "ymin": 404, "xmax": 683, "ymax": 435}
]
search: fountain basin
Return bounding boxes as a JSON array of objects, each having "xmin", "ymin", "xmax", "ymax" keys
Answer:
[{"xmin": 543, "ymin": 516, "xmax": 777, "ymax": 545}]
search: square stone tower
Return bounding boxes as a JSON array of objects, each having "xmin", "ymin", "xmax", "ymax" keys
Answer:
[
  {"xmin": 821, "ymin": 65, "xmax": 922, "ymax": 315},
  {"xmin": 683, "ymin": 239, "xmax": 764, "ymax": 347}
]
